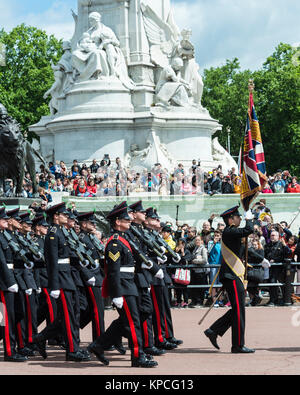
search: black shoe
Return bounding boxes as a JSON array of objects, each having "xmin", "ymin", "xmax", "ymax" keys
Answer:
[
  {"xmin": 231, "ymin": 346, "xmax": 255, "ymax": 354},
  {"xmin": 156, "ymin": 341, "xmax": 177, "ymax": 350},
  {"xmin": 4, "ymin": 353, "xmax": 28, "ymax": 362},
  {"xmin": 131, "ymin": 356, "xmax": 158, "ymax": 368},
  {"xmin": 103, "ymin": 345, "xmax": 115, "ymax": 352},
  {"xmin": 251, "ymin": 295, "xmax": 262, "ymax": 306},
  {"xmin": 114, "ymin": 343, "xmax": 126, "ymax": 355},
  {"xmin": 188, "ymin": 303, "xmax": 196, "ymax": 308},
  {"xmin": 167, "ymin": 337, "xmax": 183, "ymax": 346},
  {"xmin": 18, "ymin": 346, "xmax": 35, "ymax": 357},
  {"xmin": 78, "ymin": 349, "xmax": 91, "ymax": 360},
  {"xmin": 32, "ymin": 334, "xmax": 47, "ymax": 360},
  {"xmin": 145, "ymin": 353, "xmax": 154, "ymax": 361},
  {"xmin": 66, "ymin": 350, "xmax": 91, "ymax": 362},
  {"xmin": 204, "ymin": 329, "xmax": 220, "ymax": 350},
  {"xmin": 144, "ymin": 346, "xmax": 166, "ymax": 356},
  {"xmin": 87, "ymin": 343, "xmax": 109, "ymax": 366}
]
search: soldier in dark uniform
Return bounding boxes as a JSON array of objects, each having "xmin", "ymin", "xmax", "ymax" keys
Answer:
[
  {"xmin": 204, "ymin": 206, "xmax": 255, "ymax": 353},
  {"xmin": 0, "ymin": 207, "xmax": 27, "ymax": 362},
  {"xmin": 33, "ymin": 203, "xmax": 90, "ymax": 362},
  {"xmin": 6, "ymin": 208, "xmax": 37, "ymax": 357},
  {"xmin": 32, "ymin": 215, "xmax": 58, "ymax": 337},
  {"xmin": 88, "ymin": 202, "xmax": 158, "ymax": 368},
  {"xmin": 128, "ymin": 201, "xmax": 166, "ymax": 357},
  {"xmin": 143, "ymin": 208, "xmax": 181, "ymax": 350},
  {"xmin": 77, "ymin": 211, "xmax": 105, "ymax": 342}
]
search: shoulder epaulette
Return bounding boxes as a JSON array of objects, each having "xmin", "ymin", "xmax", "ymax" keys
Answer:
[{"xmin": 49, "ymin": 227, "xmax": 57, "ymax": 233}]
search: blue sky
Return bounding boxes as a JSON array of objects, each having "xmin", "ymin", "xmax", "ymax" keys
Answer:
[{"xmin": 0, "ymin": 0, "xmax": 299, "ymax": 72}]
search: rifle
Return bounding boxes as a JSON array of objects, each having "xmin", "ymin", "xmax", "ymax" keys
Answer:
[
  {"xmin": 3, "ymin": 230, "xmax": 34, "ymax": 269},
  {"xmin": 130, "ymin": 225, "xmax": 166, "ymax": 259},
  {"xmin": 69, "ymin": 229, "xmax": 99, "ymax": 270},
  {"xmin": 16, "ymin": 232, "xmax": 44, "ymax": 261},
  {"xmin": 61, "ymin": 227, "xmax": 93, "ymax": 269},
  {"xmin": 89, "ymin": 233, "xmax": 105, "ymax": 258},
  {"xmin": 126, "ymin": 237, "xmax": 153, "ymax": 268},
  {"xmin": 150, "ymin": 230, "xmax": 181, "ymax": 263}
]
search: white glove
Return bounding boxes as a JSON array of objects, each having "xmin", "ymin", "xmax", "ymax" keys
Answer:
[
  {"xmin": 261, "ymin": 258, "xmax": 271, "ymax": 269},
  {"xmin": 25, "ymin": 288, "xmax": 33, "ymax": 296},
  {"xmin": 157, "ymin": 256, "xmax": 167, "ymax": 264},
  {"xmin": 155, "ymin": 269, "xmax": 164, "ymax": 279},
  {"xmin": 36, "ymin": 287, "xmax": 42, "ymax": 294},
  {"xmin": 141, "ymin": 261, "xmax": 153, "ymax": 270},
  {"xmin": 244, "ymin": 210, "xmax": 254, "ymax": 220},
  {"xmin": 50, "ymin": 290, "xmax": 61, "ymax": 299},
  {"xmin": 8, "ymin": 284, "xmax": 18, "ymax": 293},
  {"xmin": 172, "ymin": 253, "xmax": 181, "ymax": 264},
  {"xmin": 87, "ymin": 277, "xmax": 96, "ymax": 286},
  {"xmin": 112, "ymin": 297, "xmax": 124, "ymax": 309}
]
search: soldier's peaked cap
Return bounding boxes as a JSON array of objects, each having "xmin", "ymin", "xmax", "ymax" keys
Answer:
[
  {"xmin": 77, "ymin": 211, "xmax": 97, "ymax": 223},
  {"xmin": 0, "ymin": 207, "xmax": 10, "ymax": 220},
  {"xmin": 6, "ymin": 207, "xmax": 21, "ymax": 221},
  {"xmin": 46, "ymin": 202, "xmax": 69, "ymax": 217},
  {"xmin": 19, "ymin": 212, "xmax": 33, "ymax": 225},
  {"xmin": 220, "ymin": 205, "xmax": 241, "ymax": 219},
  {"xmin": 129, "ymin": 200, "xmax": 146, "ymax": 213},
  {"xmin": 145, "ymin": 207, "xmax": 160, "ymax": 219},
  {"xmin": 106, "ymin": 201, "xmax": 131, "ymax": 221},
  {"xmin": 32, "ymin": 215, "xmax": 49, "ymax": 227}
]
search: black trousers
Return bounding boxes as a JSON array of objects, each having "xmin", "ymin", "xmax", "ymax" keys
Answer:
[
  {"xmin": 15, "ymin": 291, "xmax": 38, "ymax": 348},
  {"xmin": 210, "ymin": 279, "xmax": 246, "ymax": 347},
  {"xmin": 37, "ymin": 288, "xmax": 58, "ymax": 327},
  {"xmin": 191, "ymin": 271, "xmax": 208, "ymax": 304},
  {"xmin": 95, "ymin": 295, "xmax": 143, "ymax": 359},
  {"xmin": 80, "ymin": 286, "xmax": 105, "ymax": 341},
  {"xmin": 39, "ymin": 289, "xmax": 80, "ymax": 353},
  {"xmin": 0, "ymin": 291, "xmax": 16, "ymax": 357},
  {"xmin": 151, "ymin": 285, "xmax": 174, "ymax": 345}
]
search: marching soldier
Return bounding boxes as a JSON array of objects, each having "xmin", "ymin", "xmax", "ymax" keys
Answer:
[
  {"xmin": 143, "ymin": 208, "xmax": 181, "ymax": 350},
  {"xmin": 33, "ymin": 203, "xmax": 91, "ymax": 362},
  {"xmin": 204, "ymin": 206, "xmax": 255, "ymax": 353},
  {"xmin": 128, "ymin": 201, "xmax": 166, "ymax": 357},
  {"xmin": 0, "ymin": 207, "xmax": 27, "ymax": 362},
  {"xmin": 6, "ymin": 208, "xmax": 37, "ymax": 357},
  {"xmin": 88, "ymin": 202, "xmax": 158, "ymax": 368},
  {"xmin": 32, "ymin": 215, "xmax": 59, "ymax": 339},
  {"xmin": 77, "ymin": 211, "xmax": 105, "ymax": 341}
]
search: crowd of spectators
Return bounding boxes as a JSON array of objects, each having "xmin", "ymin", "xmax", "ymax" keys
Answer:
[
  {"xmin": 161, "ymin": 198, "xmax": 300, "ymax": 308},
  {"xmin": 3, "ymin": 155, "xmax": 300, "ymax": 200}
]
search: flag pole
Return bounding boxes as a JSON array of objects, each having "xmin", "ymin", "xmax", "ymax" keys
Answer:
[{"xmin": 243, "ymin": 79, "xmax": 255, "ymax": 287}]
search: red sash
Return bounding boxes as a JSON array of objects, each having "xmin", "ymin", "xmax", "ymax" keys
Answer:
[{"xmin": 101, "ymin": 235, "xmax": 132, "ymax": 298}]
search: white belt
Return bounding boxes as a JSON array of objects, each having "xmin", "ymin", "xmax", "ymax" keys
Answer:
[
  {"xmin": 120, "ymin": 267, "xmax": 135, "ymax": 273},
  {"xmin": 7, "ymin": 264, "xmax": 14, "ymax": 270},
  {"xmin": 58, "ymin": 258, "xmax": 70, "ymax": 265}
]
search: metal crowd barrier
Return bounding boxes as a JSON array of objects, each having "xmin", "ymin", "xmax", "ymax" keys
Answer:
[{"xmin": 165, "ymin": 260, "xmax": 298, "ymax": 306}]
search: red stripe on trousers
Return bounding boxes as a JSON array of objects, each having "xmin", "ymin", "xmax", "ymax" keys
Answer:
[
  {"xmin": 0, "ymin": 291, "xmax": 12, "ymax": 356},
  {"xmin": 151, "ymin": 286, "xmax": 164, "ymax": 343},
  {"xmin": 164, "ymin": 314, "xmax": 169, "ymax": 339},
  {"xmin": 143, "ymin": 320, "xmax": 149, "ymax": 348},
  {"xmin": 43, "ymin": 288, "xmax": 54, "ymax": 323},
  {"xmin": 87, "ymin": 286, "xmax": 101, "ymax": 338},
  {"xmin": 60, "ymin": 290, "xmax": 74, "ymax": 353},
  {"xmin": 25, "ymin": 294, "xmax": 33, "ymax": 343},
  {"xmin": 17, "ymin": 322, "xmax": 24, "ymax": 349},
  {"xmin": 123, "ymin": 298, "xmax": 139, "ymax": 358},
  {"xmin": 233, "ymin": 280, "xmax": 241, "ymax": 346}
]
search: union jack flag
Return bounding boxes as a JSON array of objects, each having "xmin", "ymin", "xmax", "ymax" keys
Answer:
[{"xmin": 241, "ymin": 87, "xmax": 267, "ymax": 210}]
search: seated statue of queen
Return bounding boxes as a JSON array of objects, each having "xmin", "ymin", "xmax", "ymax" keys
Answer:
[{"xmin": 72, "ymin": 11, "xmax": 134, "ymax": 89}]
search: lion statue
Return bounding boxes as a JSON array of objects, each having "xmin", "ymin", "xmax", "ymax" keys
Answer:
[{"xmin": 0, "ymin": 103, "xmax": 44, "ymax": 197}]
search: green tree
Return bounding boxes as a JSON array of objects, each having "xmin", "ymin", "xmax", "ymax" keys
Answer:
[
  {"xmin": 0, "ymin": 24, "xmax": 62, "ymax": 141},
  {"xmin": 202, "ymin": 43, "xmax": 300, "ymax": 176}
]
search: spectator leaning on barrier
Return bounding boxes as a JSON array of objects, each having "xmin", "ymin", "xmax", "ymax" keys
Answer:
[
  {"xmin": 189, "ymin": 235, "xmax": 209, "ymax": 308},
  {"xmin": 286, "ymin": 177, "xmax": 300, "ymax": 193},
  {"xmin": 264, "ymin": 230, "xmax": 291, "ymax": 306}
]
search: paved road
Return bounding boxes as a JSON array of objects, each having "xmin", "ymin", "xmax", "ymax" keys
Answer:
[{"xmin": 1, "ymin": 306, "xmax": 300, "ymax": 375}]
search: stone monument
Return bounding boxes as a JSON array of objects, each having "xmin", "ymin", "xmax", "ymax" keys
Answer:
[{"xmin": 30, "ymin": 0, "xmax": 237, "ymax": 172}]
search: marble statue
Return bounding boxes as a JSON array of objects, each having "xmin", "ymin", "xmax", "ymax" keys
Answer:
[
  {"xmin": 43, "ymin": 41, "xmax": 75, "ymax": 114},
  {"xmin": 71, "ymin": 11, "xmax": 134, "ymax": 90},
  {"xmin": 155, "ymin": 57, "xmax": 192, "ymax": 107}
]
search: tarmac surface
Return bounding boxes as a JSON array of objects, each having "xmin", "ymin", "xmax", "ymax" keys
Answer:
[{"xmin": 1, "ymin": 305, "xmax": 300, "ymax": 375}]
